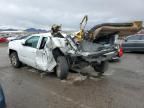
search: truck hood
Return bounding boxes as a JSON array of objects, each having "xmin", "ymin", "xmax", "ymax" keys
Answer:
[{"xmin": 89, "ymin": 21, "xmax": 142, "ymax": 39}]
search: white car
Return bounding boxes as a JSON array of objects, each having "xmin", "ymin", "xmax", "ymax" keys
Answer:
[
  {"xmin": 7, "ymin": 36, "xmax": 18, "ymax": 41},
  {"xmin": 8, "ymin": 32, "xmax": 115, "ymax": 79}
]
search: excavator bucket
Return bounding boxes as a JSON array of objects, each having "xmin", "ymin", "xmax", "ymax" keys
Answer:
[{"xmin": 89, "ymin": 21, "xmax": 143, "ymax": 39}]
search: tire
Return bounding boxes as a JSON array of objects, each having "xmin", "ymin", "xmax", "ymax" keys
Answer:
[
  {"xmin": 93, "ymin": 61, "xmax": 108, "ymax": 76},
  {"xmin": 56, "ymin": 56, "xmax": 69, "ymax": 80},
  {"xmin": 10, "ymin": 52, "xmax": 21, "ymax": 68}
]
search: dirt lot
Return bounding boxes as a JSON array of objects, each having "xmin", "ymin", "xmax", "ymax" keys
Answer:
[{"xmin": 0, "ymin": 43, "xmax": 144, "ymax": 108}]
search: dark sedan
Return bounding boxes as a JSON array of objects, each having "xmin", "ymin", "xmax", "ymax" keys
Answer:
[
  {"xmin": 122, "ymin": 34, "xmax": 144, "ymax": 52},
  {"xmin": 0, "ymin": 85, "xmax": 6, "ymax": 108}
]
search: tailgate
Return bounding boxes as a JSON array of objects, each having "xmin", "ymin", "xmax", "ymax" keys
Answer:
[
  {"xmin": 76, "ymin": 47, "xmax": 117, "ymax": 63},
  {"xmin": 78, "ymin": 48, "xmax": 115, "ymax": 57}
]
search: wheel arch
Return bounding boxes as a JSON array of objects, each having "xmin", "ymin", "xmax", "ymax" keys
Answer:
[
  {"xmin": 9, "ymin": 49, "xmax": 17, "ymax": 56},
  {"xmin": 52, "ymin": 48, "xmax": 64, "ymax": 60}
]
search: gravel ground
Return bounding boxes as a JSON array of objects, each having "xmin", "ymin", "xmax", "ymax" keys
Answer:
[{"xmin": 0, "ymin": 43, "xmax": 144, "ymax": 108}]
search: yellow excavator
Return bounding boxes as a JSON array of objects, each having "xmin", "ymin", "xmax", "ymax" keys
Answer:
[
  {"xmin": 74, "ymin": 15, "xmax": 88, "ymax": 42},
  {"xmin": 75, "ymin": 15, "xmax": 143, "ymax": 42}
]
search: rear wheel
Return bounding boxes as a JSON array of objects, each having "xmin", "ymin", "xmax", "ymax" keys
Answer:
[
  {"xmin": 93, "ymin": 61, "xmax": 108, "ymax": 76},
  {"xmin": 10, "ymin": 52, "xmax": 21, "ymax": 68},
  {"xmin": 56, "ymin": 56, "xmax": 69, "ymax": 80}
]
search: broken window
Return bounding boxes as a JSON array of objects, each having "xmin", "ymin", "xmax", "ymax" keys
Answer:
[{"xmin": 39, "ymin": 37, "xmax": 48, "ymax": 49}]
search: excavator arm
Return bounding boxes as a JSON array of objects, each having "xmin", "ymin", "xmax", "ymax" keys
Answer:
[
  {"xmin": 75, "ymin": 15, "xmax": 88, "ymax": 42},
  {"xmin": 75, "ymin": 15, "xmax": 143, "ymax": 41}
]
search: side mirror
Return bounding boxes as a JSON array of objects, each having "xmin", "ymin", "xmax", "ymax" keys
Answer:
[
  {"xmin": 125, "ymin": 39, "xmax": 128, "ymax": 42},
  {"xmin": 21, "ymin": 40, "xmax": 25, "ymax": 45}
]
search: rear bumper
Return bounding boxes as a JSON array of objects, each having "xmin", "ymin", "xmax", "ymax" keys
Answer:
[
  {"xmin": 78, "ymin": 50, "xmax": 116, "ymax": 63},
  {"xmin": 111, "ymin": 56, "xmax": 120, "ymax": 60},
  {"xmin": 78, "ymin": 48, "xmax": 115, "ymax": 57}
]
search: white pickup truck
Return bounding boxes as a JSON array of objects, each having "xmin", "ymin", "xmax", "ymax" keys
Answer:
[{"xmin": 8, "ymin": 32, "xmax": 116, "ymax": 79}]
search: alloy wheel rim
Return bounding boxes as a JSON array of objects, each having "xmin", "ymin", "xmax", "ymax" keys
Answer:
[{"xmin": 11, "ymin": 55, "xmax": 17, "ymax": 66}]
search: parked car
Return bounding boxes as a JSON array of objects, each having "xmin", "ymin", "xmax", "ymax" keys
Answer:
[
  {"xmin": 8, "ymin": 32, "xmax": 116, "ymax": 79},
  {"xmin": 14, "ymin": 35, "xmax": 29, "ymax": 40},
  {"xmin": 7, "ymin": 36, "xmax": 18, "ymax": 41},
  {"xmin": 0, "ymin": 84, "xmax": 6, "ymax": 108},
  {"xmin": 122, "ymin": 34, "xmax": 144, "ymax": 52},
  {"xmin": 0, "ymin": 37, "xmax": 8, "ymax": 43},
  {"xmin": 7, "ymin": 35, "xmax": 29, "ymax": 41}
]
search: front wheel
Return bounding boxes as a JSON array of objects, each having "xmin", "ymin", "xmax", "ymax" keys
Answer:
[
  {"xmin": 93, "ymin": 61, "xmax": 108, "ymax": 76},
  {"xmin": 10, "ymin": 52, "xmax": 21, "ymax": 68},
  {"xmin": 56, "ymin": 56, "xmax": 69, "ymax": 80}
]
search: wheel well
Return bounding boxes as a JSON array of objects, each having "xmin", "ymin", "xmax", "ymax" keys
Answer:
[
  {"xmin": 9, "ymin": 49, "xmax": 17, "ymax": 56},
  {"xmin": 52, "ymin": 48, "xmax": 64, "ymax": 60}
]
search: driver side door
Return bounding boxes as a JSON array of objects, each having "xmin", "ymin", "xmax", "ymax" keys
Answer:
[{"xmin": 19, "ymin": 36, "xmax": 40, "ymax": 68}]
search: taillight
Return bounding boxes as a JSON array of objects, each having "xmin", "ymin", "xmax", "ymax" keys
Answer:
[{"xmin": 118, "ymin": 47, "xmax": 123, "ymax": 57}]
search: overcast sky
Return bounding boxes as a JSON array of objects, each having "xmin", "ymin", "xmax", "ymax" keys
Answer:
[{"xmin": 0, "ymin": 0, "xmax": 144, "ymax": 30}]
